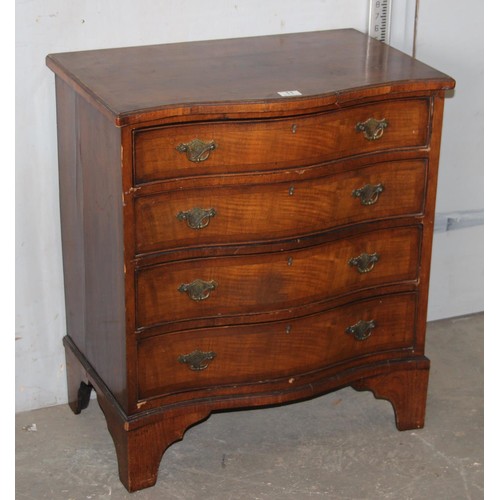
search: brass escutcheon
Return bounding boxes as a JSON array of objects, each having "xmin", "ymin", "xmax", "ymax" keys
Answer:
[
  {"xmin": 355, "ymin": 117, "xmax": 388, "ymax": 140},
  {"xmin": 348, "ymin": 252, "xmax": 380, "ymax": 273},
  {"xmin": 178, "ymin": 349, "xmax": 217, "ymax": 371},
  {"xmin": 177, "ymin": 207, "xmax": 217, "ymax": 230},
  {"xmin": 176, "ymin": 139, "xmax": 217, "ymax": 162},
  {"xmin": 345, "ymin": 319, "xmax": 376, "ymax": 341},
  {"xmin": 178, "ymin": 279, "xmax": 218, "ymax": 301},
  {"xmin": 352, "ymin": 183, "xmax": 385, "ymax": 206}
]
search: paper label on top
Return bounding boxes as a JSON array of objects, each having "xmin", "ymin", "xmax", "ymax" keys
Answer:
[{"xmin": 277, "ymin": 90, "xmax": 302, "ymax": 97}]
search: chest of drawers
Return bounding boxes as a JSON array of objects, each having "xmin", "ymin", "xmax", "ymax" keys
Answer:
[{"xmin": 47, "ymin": 29, "xmax": 455, "ymax": 492}]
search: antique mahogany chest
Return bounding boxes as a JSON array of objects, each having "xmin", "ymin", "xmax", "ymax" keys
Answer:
[{"xmin": 47, "ymin": 29, "xmax": 455, "ymax": 491}]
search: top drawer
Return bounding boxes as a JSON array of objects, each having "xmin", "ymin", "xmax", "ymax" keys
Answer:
[{"xmin": 133, "ymin": 98, "xmax": 430, "ymax": 184}]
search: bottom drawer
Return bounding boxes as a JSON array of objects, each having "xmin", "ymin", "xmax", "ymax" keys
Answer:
[{"xmin": 137, "ymin": 293, "xmax": 417, "ymax": 400}]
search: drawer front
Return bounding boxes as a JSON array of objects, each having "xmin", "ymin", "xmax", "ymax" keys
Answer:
[
  {"xmin": 135, "ymin": 160, "xmax": 426, "ymax": 255},
  {"xmin": 136, "ymin": 226, "xmax": 420, "ymax": 329},
  {"xmin": 137, "ymin": 293, "xmax": 417, "ymax": 400},
  {"xmin": 134, "ymin": 99, "xmax": 430, "ymax": 184}
]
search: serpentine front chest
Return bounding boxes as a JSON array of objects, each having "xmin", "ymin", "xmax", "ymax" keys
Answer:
[{"xmin": 47, "ymin": 29, "xmax": 455, "ymax": 492}]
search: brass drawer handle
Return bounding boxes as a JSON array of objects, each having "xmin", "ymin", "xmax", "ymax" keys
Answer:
[
  {"xmin": 177, "ymin": 207, "xmax": 217, "ymax": 230},
  {"xmin": 355, "ymin": 117, "xmax": 388, "ymax": 140},
  {"xmin": 345, "ymin": 319, "xmax": 376, "ymax": 341},
  {"xmin": 352, "ymin": 183, "xmax": 384, "ymax": 205},
  {"xmin": 348, "ymin": 252, "xmax": 380, "ymax": 273},
  {"xmin": 178, "ymin": 349, "xmax": 217, "ymax": 371},
  {"xmin": 178, "ymin": 279, "xmax": 218, "ymax": 301},
  {"xmin": 176, "ymin": 139, "xmax": 217, "ymax": 162}
]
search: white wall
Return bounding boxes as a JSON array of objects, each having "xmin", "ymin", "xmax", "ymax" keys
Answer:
[
  {"xmin": 411, "ymin": 0, "xmax": 484, "ymax": 320},
  {"xmin": 15, "ymin": 1, "xmax": 369, "ymax": 412},
  {"xmin": 15, "ymin": 0, "xmax": 483, "ymax": 412}
]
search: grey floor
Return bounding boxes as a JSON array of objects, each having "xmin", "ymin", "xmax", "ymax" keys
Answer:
[{"xmin": 16, "ymin": 313, "xmax": 483, "ymax": 500}]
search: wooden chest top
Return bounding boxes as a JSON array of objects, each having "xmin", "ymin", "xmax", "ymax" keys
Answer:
[{"xmin": 46, "ymin": 29, "xmax": 454, "ymax": 125}]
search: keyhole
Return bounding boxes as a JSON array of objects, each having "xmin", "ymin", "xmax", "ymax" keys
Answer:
[
  {"xmin": 287, "ymin": 257, "xmax": 293, "ymax": 266},
  {"xmin": 291, "ymin": 124, "xmax": 297, "ymax": 134},
  {"xmin": 289, "ymin": 185, "xmax": 295, "ymax": 196},
  {"xmin": 285, "ymin": 325, "xmax": 292, "ymax": 334}
]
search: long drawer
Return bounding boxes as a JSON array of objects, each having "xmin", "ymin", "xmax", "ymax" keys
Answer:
[
  {"xmin": 134, "ymin": 159, "xmax": 426, "ymax": 255},
  {"xmin": 136, "ymin": 226, "xmax": 420, "ymax": 329},
  {"xmin": 137, "ymin": 292, "xmax": 417, "ymax": 400},
  {"xmin": 133, "ymin": 98, "xmax": 430, "ymax": 184}
]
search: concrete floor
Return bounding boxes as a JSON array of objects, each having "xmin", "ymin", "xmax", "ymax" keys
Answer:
[{"xmin": 16, "ymin": 313, "xmax": 483, "ymax": 499}]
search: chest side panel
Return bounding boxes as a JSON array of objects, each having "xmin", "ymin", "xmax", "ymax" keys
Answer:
[{"xmin": 56, "ymin": 77, "xmax": 127, "ymax": 409}]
